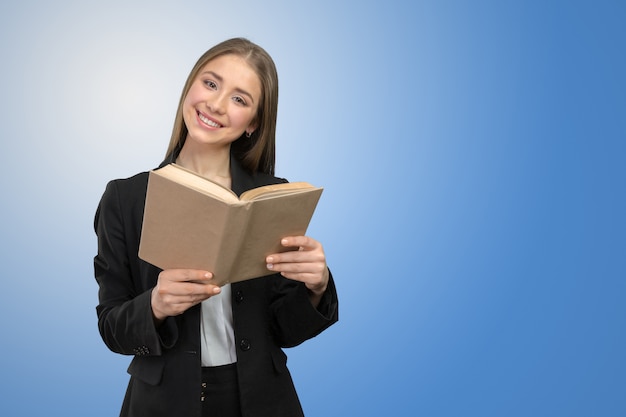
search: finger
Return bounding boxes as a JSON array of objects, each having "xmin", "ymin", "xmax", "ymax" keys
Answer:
[
  {"xmin": 180, "ymin": 269, "xmax": 214, "ymax": 282},
  {"xmin": 278, "ymin": 270, "xmax": 328, "ymax": 292},
  {"xmin": 163, "ymin": 285, "xmax": 221, "ymax": 308},
  {"xmin": 160, "ymin": 269, "xmax": 213, "ymax": 283},
  {"xmin": 268, "ymin": 260, "xmax": 326, "ymax": 275},
  {"xmin": 279, "ymin": 236, "xmax": 319, "ymax": 251},
  {"xmin": 185, "ymin": 287, "xmax": 220, "ymax": 305},
  {"xmin": 157, "ymin": 280, "xmax": 221, "ymax": 298},
  {"xmin": 278, "ymin": 271, "xmax": 317, "ymax": 282},
  {"xmin": 272, "ymin": 262, "xmax": 318, "ymax": 277},
  {"xmin": 267, "ymin": 245, "xmax": 325, "ymax": 265}
]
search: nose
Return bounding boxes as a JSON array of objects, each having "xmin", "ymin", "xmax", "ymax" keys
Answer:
[{"xmin": 207, "ymin": 92, "xmax": 227, "ymax": 114}]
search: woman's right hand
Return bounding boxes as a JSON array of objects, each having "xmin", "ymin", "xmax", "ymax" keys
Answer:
[{"xmin": 151, "ymin": 269, "xmax": 221, "ymax": 323}]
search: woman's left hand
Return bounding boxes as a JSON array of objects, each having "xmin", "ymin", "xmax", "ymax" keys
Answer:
[{"xmin": 266, "ymin": 236, "xmax": 329, "ymax": 305}]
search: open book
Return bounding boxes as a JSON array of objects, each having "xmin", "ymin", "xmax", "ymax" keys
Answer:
[{"xmin": 138, "ymin": 163, "xmax": 323, "ymax": 286}]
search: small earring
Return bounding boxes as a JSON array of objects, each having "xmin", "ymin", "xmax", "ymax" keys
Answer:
[{"xmin": 246, "ymin": 131, "xmax": 252, "ymax": 138}]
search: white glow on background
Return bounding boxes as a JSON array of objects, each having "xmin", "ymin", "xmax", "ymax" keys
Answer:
[{"xmin": 1, "ymin": 1, "xmax": 625, "ymax": 416}]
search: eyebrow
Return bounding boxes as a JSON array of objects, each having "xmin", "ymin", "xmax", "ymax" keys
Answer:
[{"xmin": 201, "ymin": 70, "xmax": 256, "ymax": 104}]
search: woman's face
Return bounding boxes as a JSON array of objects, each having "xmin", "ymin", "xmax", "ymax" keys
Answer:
[{"xmin": 182, "ymin": 54, "xmax": 261, "ymax": 149}]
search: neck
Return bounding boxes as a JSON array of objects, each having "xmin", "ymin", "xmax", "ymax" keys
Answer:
[{"xmin": 176, "ymin": 141, "xmax": 231, "ymax": 182}]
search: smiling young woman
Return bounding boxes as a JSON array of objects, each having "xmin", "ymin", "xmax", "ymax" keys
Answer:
[
  {"xmin": 177, "ymin": 54, "xmax": 262, "ymax": 187},
  {"xmin": 93, "ymin": 37, "xmax": 338, "ymax": 417}
]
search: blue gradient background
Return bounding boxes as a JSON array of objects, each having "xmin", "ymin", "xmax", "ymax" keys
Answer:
[{"xmin": 1, "ymin": 1, "xmax": 624, "ymax": 416}]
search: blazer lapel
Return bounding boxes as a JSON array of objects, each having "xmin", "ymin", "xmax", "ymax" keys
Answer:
[{"xmin": 230, "ymin": 154, "xmax": 255, "ymax": 197}]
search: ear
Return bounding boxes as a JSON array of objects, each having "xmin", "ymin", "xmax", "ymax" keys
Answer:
[{"xmin": 245, "ymin": 121, "xmax": 258, "ymax": 137}]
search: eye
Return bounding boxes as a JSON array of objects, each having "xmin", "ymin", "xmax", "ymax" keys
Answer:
[
  {"xmin": 232, "ymin": 96, "xmax": 247, "ymax": 106},
  {"xmin": 203, "ymin": 80, "xmax": 217, "ymax": 89}
]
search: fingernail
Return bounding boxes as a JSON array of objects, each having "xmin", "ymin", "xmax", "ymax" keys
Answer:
[
  {"xmin": 267, "ymin": 263, "xmax": 273, "ymax": 270},
  {"xmin": 281, "ymin": 238, "xmax": 288, "ymax": 245},
  {"xmin": 266, "ymin": 256, "xmax": 274, "ymax": 263}
]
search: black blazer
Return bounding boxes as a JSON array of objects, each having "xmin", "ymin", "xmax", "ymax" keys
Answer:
[{"xmin": 94, "ymin": 154, "xmax": 338, "ymax": 417}]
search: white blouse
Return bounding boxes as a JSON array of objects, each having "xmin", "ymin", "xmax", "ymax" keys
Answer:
[{"xmin": 200, "ymin": 284, "xmax": 237, "ymax": 366}]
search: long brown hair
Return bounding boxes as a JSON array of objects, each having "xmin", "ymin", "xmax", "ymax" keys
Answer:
[{"xmin": 165, "ymin": 38, "xmax": 279, "ymax": 175}]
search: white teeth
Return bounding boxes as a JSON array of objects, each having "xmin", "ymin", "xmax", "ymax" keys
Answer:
[{"xmin": 198, "ymin": 113, "xmax": 220, "ymax": 128}]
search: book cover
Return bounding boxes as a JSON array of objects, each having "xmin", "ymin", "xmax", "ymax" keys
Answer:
[{"xmin": 138, "ymin": 164, "xmax": 323, "ymax": 285}]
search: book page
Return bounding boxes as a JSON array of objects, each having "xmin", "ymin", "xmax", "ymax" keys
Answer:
[
  {"xmin": 156, "ymin": 164, "xmax": 239, "ymax": 203},
  {"xmin": 240, "ymin": 181, "xmax": 316, "ymax": 201}
]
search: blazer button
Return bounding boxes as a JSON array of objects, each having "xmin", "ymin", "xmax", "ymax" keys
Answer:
[
  {"xmin": 133, "ymin": 346, "xmax": 150, "ymax": 356},
  {"xmin": 239, "ymin": 339, "xmax": 251, "ymax": 351},
  {"xmin": 235, "ymin": 290, "xmax": 244, "ymax": 303}
]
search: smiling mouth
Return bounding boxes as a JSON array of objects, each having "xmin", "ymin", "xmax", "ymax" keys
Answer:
[{"xmin": 198, "ymin": 112, "xmax": 221, "ymax": 128}]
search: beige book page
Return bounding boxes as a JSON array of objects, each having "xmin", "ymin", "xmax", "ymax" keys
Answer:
[
  {"xmin": 240, "ymin": 182, "xmax": 317, "ymax": 201},
  {"xmin": 156, "ymin": 164, "xmax": 239, "ymax": 203}
]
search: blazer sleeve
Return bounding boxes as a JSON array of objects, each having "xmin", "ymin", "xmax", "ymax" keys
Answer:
[
  {"xmin": 269, "ymin": 271, "xmax": 338, "ymax": 348},
  {"xmin": 94, "ymin": 179, "xmax": 178, "ymax": 356}
]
